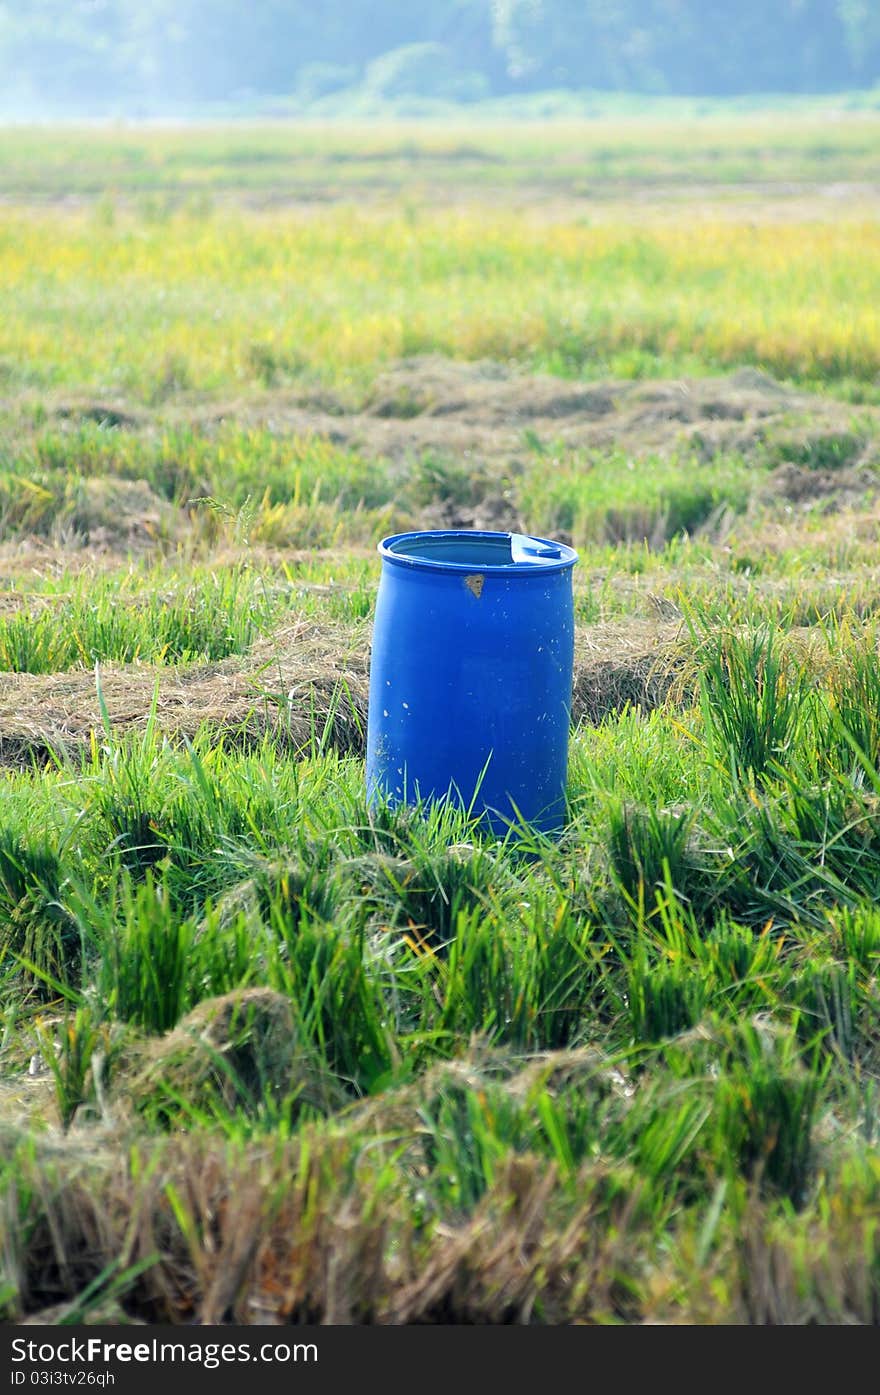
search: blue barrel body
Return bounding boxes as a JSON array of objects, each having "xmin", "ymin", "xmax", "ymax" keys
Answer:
[{"xmin": 366, "ymin": 530, "xmax": 578, "ymax": 835}]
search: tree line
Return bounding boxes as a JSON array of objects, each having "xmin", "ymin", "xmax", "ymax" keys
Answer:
[{"xmin": 1, "ymin": 0, "xmax": 878, "ymax": 112}]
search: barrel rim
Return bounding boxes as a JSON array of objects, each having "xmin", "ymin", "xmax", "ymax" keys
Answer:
[{"xmin": 378, "ymin": 529, "xmax": 578, "ymax": 575}]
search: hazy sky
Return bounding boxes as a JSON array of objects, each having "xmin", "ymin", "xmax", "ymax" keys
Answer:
[{"xmin": 0, "ymin": 0, "xmax": 875, "ymax": 116}]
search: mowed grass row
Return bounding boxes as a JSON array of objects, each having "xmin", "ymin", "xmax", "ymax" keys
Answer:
[
  {"xmin": 0, "ymin": 568, "xmax": 295, "ymax": 672},
  {"xmin": 8, "ymin": 503, "xmax": 880, "ymax": 674},
  {"xmin": 1, "ymin": 114, "xmax": 879, "ymax": 198},
  {"xmin": 3, "ymin": 405, "xmax": 877, "ymax": 563},
  {"xmin": 2, "ymin": 210, "xmax": 880, "ymax": 395},
  {"xmin": 4, "ymin": 620, "xmax": 880, "ymax": 1318},
  {"xmin": 0, "ymin": 426, "xmax": 767, "ymax": 555},
  {"xmin": 8, "ymin": 524, "xmax": 880, "ymax": 674}
]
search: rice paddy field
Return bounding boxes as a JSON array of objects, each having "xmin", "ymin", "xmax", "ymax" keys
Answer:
[{"xmin": 3, "ymin": 114, "xmax": 880, "ymax": 1325}]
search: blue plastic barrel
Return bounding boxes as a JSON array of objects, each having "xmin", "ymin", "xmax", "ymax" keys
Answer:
[{"xmin": 366, "ymin": 530, "xmax": 578, "ymax": 835}]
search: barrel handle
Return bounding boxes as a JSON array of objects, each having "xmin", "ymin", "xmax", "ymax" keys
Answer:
[{"xmin": 509, "ymin": 533, "xmax": 563, "ymax": 563}]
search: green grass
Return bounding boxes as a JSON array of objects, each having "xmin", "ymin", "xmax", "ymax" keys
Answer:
[
  {"xmin": 519, "ymin": 445, "xmax": 756, "ymax": 548},
  {"xmin": 1, "ymin": 112, "xmax": 879, "ymax": 200},
  {"xmin": 3, "ymin": 694, "xmax": 880, "ymax": 1317},
  {"xmin": 0, "ymin": 567, "xmax": 290, "ymax": 672},
  {"xmin": 1, "ymin": 204, "xmax": 879, "ymax": 399},
  {"xmin": 4, "ymin": 116, "xmax": 880, "ymax": 1325}
]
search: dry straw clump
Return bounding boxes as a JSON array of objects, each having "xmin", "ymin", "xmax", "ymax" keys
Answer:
[
  {"xmin": 0, "ymin": 619, "xmax": 370, "ymax": 766},
  {"xmin": 5, "ymin": 1040, "xmax": 880, "ymax": 1326},
  {"xmin": 572, "ymin": 618, "xmax": 691, "ymax": 723},
  {"xmin": 0, "ymin": 617, "xmax": 692, "ymax": 767},
  {"xmin": 1, "ymin": 1046, "xmax": 645, "ymax": 1325},
  {"xmin": 117, "ymin": 987, "xmax": 343, "ymax": 1123}
]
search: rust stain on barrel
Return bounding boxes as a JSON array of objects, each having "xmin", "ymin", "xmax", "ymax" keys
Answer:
[{"xmin": 464, "ymin": 574, "xmax": 485, "ymax": 599}]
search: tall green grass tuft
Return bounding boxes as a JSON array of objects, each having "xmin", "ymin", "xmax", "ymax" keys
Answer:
[
  {"xmin": 792, "ymin": 958, "xmax": 858, "ymax": 1062},
  {"xmin": 713, "ymin": 1023, "xmax": 825, "ymax": 1206},
  {"xmin": 504, "ymin": 892, "xmax": 612, "ymax": 1049},
  {"xmin": 606, "ymin": 800, "xmax": 702, "ymax": 911},
  {"xmin": 0, "ymin": 830, "xmax": 79, "ymax": 993},
  {"xmin": 819, "ymin": 620, "xmax": 880, "ymax": 778},
  {"xmin": 82, "ymin": 873, "xmax": 197, "ymax": 1034},
  {"xmin": 254, "ymin": 867, "xmax": 394, "ymax": 1093},
  {"xmin": 833, "ymin": 904, "xmax": 880, "ymax": 972},
  {"xmin": 695, "ymin": 625, "xmax": 808, "ymax": 782},
  {"xmin": 37, "ymin": 1002, "xmax": 107, "ymax": 1131},
  {"xmin": 627, "ymin": 951, "xmax": 707, "ymax": 1044},
  {"xmin": 0, "ymin": 570, "xmax": 285, "ymax": 674},
  {"xmin": 704, "ymin": 917, "xmax": 781, "ymax": 1011},
  {"xmin": 345, "ymin": 839, "xmax": 503, "ymax": 954}
]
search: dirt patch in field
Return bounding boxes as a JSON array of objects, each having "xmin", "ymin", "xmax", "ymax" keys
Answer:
[
  {"xmin": 762, "ymin": 460, "xmax": 880, "ymax": 508},
  {"xmin": 52, "ymin": 398, "xmax": 150, "ymax": 431},
  {"xmin": 0, "ymin": 617, "xmax": 685, "ymax": 767}
]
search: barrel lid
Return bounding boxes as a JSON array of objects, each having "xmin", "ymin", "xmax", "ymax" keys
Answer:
[{"xmin": 378, "ymin": 530, "xmax": 578, "ymax": 575}]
